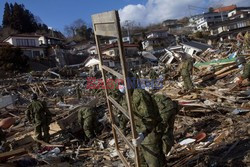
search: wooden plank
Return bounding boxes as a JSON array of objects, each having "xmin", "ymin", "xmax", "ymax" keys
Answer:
[
  {"xmin": 114, "ymin": 10, "xmax": 141, "ymax": 167},
  {"xmin": 203, "ymin": 90, "xmax": 236, "ymax": 102},
  {"xmin": 108, "ymin": 96, "xmax": 130, "ymax": 119},
  {"xmin": 92, "ymin": 10, "xmax": 117, "ymax": 37},
  {"xmin": 116, "ymin": 148, "xmax": 130, "ymax": 167},
  {"xmin": 0, "ymin": 148, "xmax": 27, "ymax": 161},
  {"xmin": 12, "ymin": 135, "xmax": 34, "ymax": 147},
  {"xmin": 94, "ymin": 23, "xmax": 117, "ymax": 37},
  {"xmin": 214, "ymin": 64, "xmax": 236, "ymax": 75},
  {"xmin": 93, "ymin": 27, "xmax": 121, "ymax": 158},
  {"xmin": 33, "ymin": 138, "xmax": 64, "ymax": 147},
  {"xmin": 92, "ymin": 11, "xmax": 117, "ymax": 24}
]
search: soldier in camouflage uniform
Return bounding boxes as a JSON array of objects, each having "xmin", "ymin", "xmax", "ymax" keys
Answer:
[
  {"xmin": 76, "ymin": 84, "xmax": 82, "ymax": 100},
  {"xmin": 236, "ymin": 56, "xmax": 250, "ymax": 86},
  {"xmin": 26, "ymin": 93, "xmax": 52, "ymax": 143},
  {"xmin": 153, "ymin": 93, "xmax": 179, "ymax": 154},
  {"xmin": 180, "ymin": 56, "xmax": 194, "ymax": 91},
  {"xmin": 78, "ymin": 107, "xmax": 96, "ymax": 141},
  {"xmin": 133, "ymin": 89, "xmax": 165, "ymax": 167},
  {"xmin": 244, "ymin": 31, "xmax": 250, "ymax": 50},
  {"xmin": 119, "ymin": 72, "xmax": 166, "ymax": 167}
]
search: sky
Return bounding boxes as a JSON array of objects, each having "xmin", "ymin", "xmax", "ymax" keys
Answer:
[{"xmin": 0, "ymin": 0, "xmax": 250, "ymax": 33}]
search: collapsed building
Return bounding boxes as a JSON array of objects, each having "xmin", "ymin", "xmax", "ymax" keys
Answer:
[{"xmin": 0, "ymin": 10, "xmax": 249, "ymax": 167}]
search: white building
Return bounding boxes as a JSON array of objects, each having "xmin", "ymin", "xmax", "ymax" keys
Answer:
[
  {"xmin": 181, "ymin": 41, "xmax": 212, "ymax": 56},
  {"xmin": 195, "ymin": 12, "xmax": 229, "ymax": 31},
  {"xmin": 39, "ymin": 36, "xmax": 63, "ymax": 45},
  {"xmin": 210, "ymin": 17, "xmax": 250, "ymax": 35},
  {"xmin": 4, "ymin": 34, "xmax": 46, "ymax": 58}
]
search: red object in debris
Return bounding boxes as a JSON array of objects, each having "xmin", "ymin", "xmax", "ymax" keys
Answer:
[
  {"xmin": 194, "ymin": 132, "xmax": 207, "ymax": 142},
  {"xmin": 179, "ymin": 102, "xmax": 189, "ymax": 105},
  {"xmin": 0, "ymin": 117, "xmax": 16, "ymax": 129}
]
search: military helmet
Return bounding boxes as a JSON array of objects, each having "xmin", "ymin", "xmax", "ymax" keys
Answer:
[
  {"xmin": 236, "ymin": 56, "xmax": 246, "ymax": 66},
  {"xmin": 32, "ymin": 93, "xmax": 38, "ymax": 100}
]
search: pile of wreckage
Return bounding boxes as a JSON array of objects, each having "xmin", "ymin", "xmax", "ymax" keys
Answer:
[{"xmin": 0, "ymin": 42, "xmax": 250, "ymax": 166}]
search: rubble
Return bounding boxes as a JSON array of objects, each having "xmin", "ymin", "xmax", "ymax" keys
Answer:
[{"xmin": 0, "ymin": 27, "xmax": 250, "ymax": 167}]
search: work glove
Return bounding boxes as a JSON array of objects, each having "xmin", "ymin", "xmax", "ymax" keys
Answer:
[
  {"xmin": 235, "ymin": 77, "xmax": 243, "ymax": 86},
  {"xmin": 132, "ymin": 133, "xmax": 144, "ymax": 147},
  {"xmin": 118, "ymin": 85, "xmax": 125, "ymax": 94}
]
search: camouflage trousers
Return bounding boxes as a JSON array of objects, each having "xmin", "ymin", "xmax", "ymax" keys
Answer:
[
  {"xmin": 182, "ymin": 75, "xmax": 193, "ymax": 91},
  {"xmin": 35, "ymin": 122, "xmax": 50, "ymax": 143},
  {"xmin": 81, "ymin": 115, "xmax": 95, "ymax": 140},
  {"xmin": 162, "ymin": 133, "xmax": 174, "ymax": 155},
  {"xmin": 139, "ymin": 132, "xmax": 166, "ymax": 167},
  {"xmin": 139, "ymin": 142, "xmax": 166, "ymax": 167}
]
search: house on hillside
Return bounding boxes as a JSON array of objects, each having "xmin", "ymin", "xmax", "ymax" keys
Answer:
[
  {"xmin": 181, "ymin": 41, "xmax": 212, "ymax": 56},
  {"xmin": 39, "ymin": 36, "xmax": 64, "ymax": 46},
  {"xmin": 101, "ymin": 43, "xmax": 141, "ymax": 68},
  {"xmin": 3, "ymin": 34, "xmax": 46, "ymax": 58},
  {"xmin": 142, "ymin": 34, "xmax": 175, "ymax": 52},
  {"xmin": 228, "ymin": 7, "xmax": 250, "ymax": 19},
  {"xmin": 102, "ymin": 43, "xmax": 139, "ymax": 57},
  {"xmin": 193, "ymin": 5, "xmax": 237, "ymax": 31},
  {"xmin": 142, "ymin": 38, "xmax": 166, "ymax": 51},
  {"xmin": 210, "ymin": 26, "xmax": 250, "ymax": 43},
  {"xmin": 210, "ymin": 17, "xmax": 250, "ymax": 36},
  {"xmin": 195, "ymin": 12, "xmax": 229, "ymax": 31}
]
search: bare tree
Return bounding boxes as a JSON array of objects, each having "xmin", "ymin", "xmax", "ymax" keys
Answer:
[{"xmin": 64, "ymin": 19, "xmax": 87, "ymax": 39}]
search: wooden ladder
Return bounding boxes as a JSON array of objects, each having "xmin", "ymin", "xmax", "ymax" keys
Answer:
[{"xmin": 92, "ymin": 10, "xmax": 140, "ymax": 167}]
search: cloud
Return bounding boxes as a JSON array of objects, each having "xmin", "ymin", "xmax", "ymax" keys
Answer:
[{"xmin": 119, "ymin": 0, "xmax": 250, "ymax": 26}]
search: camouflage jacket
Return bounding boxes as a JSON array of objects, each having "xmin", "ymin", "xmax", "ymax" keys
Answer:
[
  {"xmin": 242, "ymin": 62, "xmax": 250, "ymax": 80},
  {"xmin": 181, "ymin": 58, "xmax": 193, "ymax": 76},
  {"xmin": 153, "ymin": 94, "xmax": 178, "ymax": 133},
  {"xmin": 132, "ymin": 89, "xmax": 162, "ymax": 136},
  {"xmin": 26, "ymin": 100, "xmax": 51, "ymax": 125},
  {"xmin": 78, "ymin": 107, "xmax": 95, "ymax": 125}
]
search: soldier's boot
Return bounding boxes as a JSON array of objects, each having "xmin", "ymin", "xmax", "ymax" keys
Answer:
[
  {"xmin": 43, "ymin": 124, "xmax": 50, "ymax": 143},
  {"xmin": 35, "ymin": 125, "xmax": 42, "ymax": 141},
  {"xmin": 43, "ymin": 131, "xmax": 50, "ymax": 143}
]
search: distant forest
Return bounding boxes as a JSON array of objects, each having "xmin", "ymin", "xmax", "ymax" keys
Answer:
[{"xmin": 0, "ymin": 2, "xmax": 65, "ymax": 40}]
